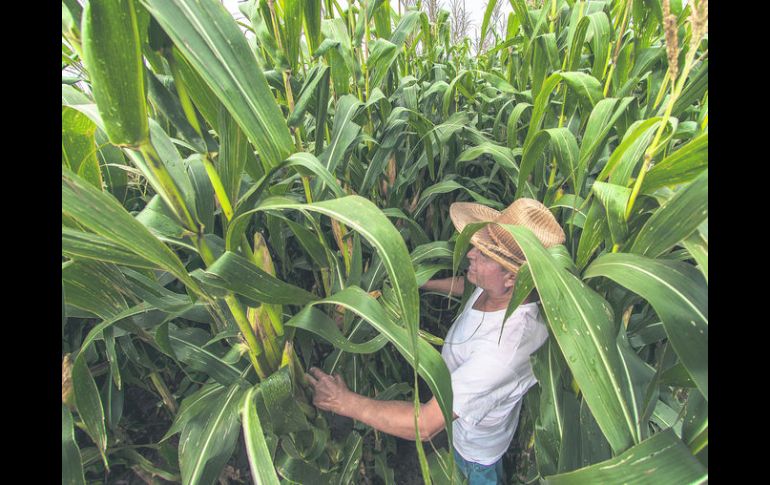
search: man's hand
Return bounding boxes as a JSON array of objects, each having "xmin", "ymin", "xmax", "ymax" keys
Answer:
[{"xmin": 305, "ymin": 367, "xmax": 355, "ymax": 415}]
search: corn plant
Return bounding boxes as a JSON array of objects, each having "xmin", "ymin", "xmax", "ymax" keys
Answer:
[{"xmin": 62, "ymin": 0, "xmax": 707, "ymax": 483}]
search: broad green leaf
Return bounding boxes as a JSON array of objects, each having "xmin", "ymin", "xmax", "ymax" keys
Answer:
[
  {"xmin": 367, "ymin": 38, "xmax": 399, "ymax": 90},
  {"xmin": 319, "ymin": 94, "xmax": 362, "ymax": 176},
  {"xmin": 682, "ymin": 389, "xmax": 708, "ymax": 455},
  {"xmin": 585, "ymin": 12, "xmax": 611, "ymax": 80},
  {"xmin": 217, "ymin": 107, "xmax": 250, "ymax": 210},
  {"xmin": 531, "ymin": 340, "xmax": 567, "ymax": 477},
  {"xmin": 179, "ymin": 383, "xmax": 246, "ymax": 485},
  {"xmin": 576, "ymin": 198, "xmax": 609, "ymax": 270},
  {"xmin": 141, "ymin": 0, "xmax": 293, "ymax": 170},
  {"xmin": 414, "ymin": 180, "xmax": 503, "ymax": 216},
  {"xmin": 560, "ymin": 71, "xmax": 604, "ymax": 108},
  {"xmin": 162, "ymin": 383, "xmax": 224, "ymax": 441},
  {"xmin": 641, "ymin": 133, "xmax": 708, "ymax": 194},
  {"xmin": 584, "ymin": 253, "xmax": 708, "ymax": 400},
  {"xmin": 62, "ymin": 168, "xmax": 200, "ymax": 292},
  {"xmin": 285, "ymin": 306, "xmax": 388, "ymax": 353},
  {"xmin": 62, "ymin": 405, "xmax": 86, "ymax": 485},
  {"xmin": 287, "ymin": 65, "xmax": 329, "ymax": 128},
  {"xmin": 72, "ymin": 352, "xmax": 108, "ymax": 465},
  {"xmin": 337, "ymin": 431, "xmax": 364, "ymax": 485},
  {"xmin": 62, "ymin": 228, "xmax": 158, "ymax": 270},
  {"xmin": 62, "ymin": 260, "xmax": 128, "ymax": 319},
  {"xmin": 519, "ymin": 128, "xmax": 579, "ymax": 197},
  {"xmin": 577, "ymin": 97, "xmax": 634, "ymax": 177},
  {"xmin": 166, "ymin": 325, "xmax": 248, "ymax": 387},
  {"xmin": 543, "ymin": 429, "xmax": 707, "ymax": 484},
  {"xmin": 457, "ymin": 142, "xmax": 522, "ymax": 187},
  {"xmin": 191, "ymin": 251, "xmax": 317, "ymax": 307},
  {"xmin": 242, "ymin": 387, "xmax": 281, "ymax": 485},
  {"xmin": 591, "ymin": 181, "xmax": 631, "ymax": 247},
  {"xmin": 146, "ymin": 71, "xmax": 206, "ymax": 152},
  {"xmin": 258, "ymin": 367, "xmax": 310, "ymax": 435},
  {"xmin": 682, "ymin": 222, "xmax": 708, "ymax": 282},
  {"xmin": 629, "ymin": 170, "xmax": 708, "ymax": 258},
  {"xmin": 598, "ymin": 118, "xmax": 663, "ymax": 186},
  {"xmin": 499, "ymin": 224, "xmax": 637, "ymax": 454},
  {"xmin": 81, "ymin": 0, "xmax": 148, "ymax": 146},
  {"xmin": 62, "ymin": 106, "xmax": 103, "ymax": 190}
]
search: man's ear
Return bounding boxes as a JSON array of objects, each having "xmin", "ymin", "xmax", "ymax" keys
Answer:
[{"xmin": 504, "ymin": 271, "xmax": 516, "ymax": 289}]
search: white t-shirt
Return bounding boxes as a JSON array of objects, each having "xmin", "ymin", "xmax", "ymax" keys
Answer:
[{"xmin": 441, "ymin": 287, "xmax": 548, "ymax": 465}]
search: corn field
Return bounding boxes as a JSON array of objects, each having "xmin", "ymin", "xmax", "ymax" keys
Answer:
[{"xmin": 61, "ymin": 0, "xmax": 708, "ymax": 483}]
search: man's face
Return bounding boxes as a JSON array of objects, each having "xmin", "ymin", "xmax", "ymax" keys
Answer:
[{"xmin": 466, "ymin": 246, "xmax": 512, "ymax": 290}]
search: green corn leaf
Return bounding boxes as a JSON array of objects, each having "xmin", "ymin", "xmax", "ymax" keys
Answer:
[
  {"xmin": 682, "ymin": 221, "xmax": 708, "ymax": 282},
  {"xmin": 62, "ymin": 405, "xmax": 86, "ymax": 485},
  {"xmin": 162, "ymin": 383, "xmax": 224, "ymax": 441},
  {"xmin": 241, "ymin": 386, "xmax": 281, "ymax": 485},
  {"xmin": 62, "ymin": 260, "xmax": 128, "ymax": 320},
  {"xmin": 81, "ymin": 0, "xmax": 149, "ymax": 146},
  {"xmin": 578, "ymin": 398, "xmax": 612, "ymax": 467},
  {"xmin": 414, "ymin": 180, "xmax": 504, "ymax": 217},
  {"xmin": 598, "ymin": 118, "xmax": 663, "ymax": 186},
  {"xmin": 479, "ymin": 0, "xmax": 500, "ymax": 54},
  {"xmin": 576, "ymin": 198, "xmax": 610, "ymax": 270},
  {"xmin": 337, "ymin": 431, "xmax": 364, "ymax": 485},
  {"xmin": 560, "ymin": 71, "xmax": 604, "ymax": 108},
  {"xmin": 629, "ymin": 170, "xmax": 708, "ymax": 258},
  {"xmin": 519, "ymin": 128, "xmax": 579, "ymax": 198},
  {"xmin": 146, "ymin": 72, "xmax": 206, "ymax": 153},
  {"xmin": 259, "ymin": 367, "xmax": 310, "ymax": 435},
  {"xmin": 320, "ymin": 94, "xmax": 362, "ymax": 175},
  {"xmin": 72, "ymin": 352, "xmax": 108, "ymax": 466},
  {"xmin": 170, "ymin": 46, "xmax": 223, "ymax": 133},
  {"xmin": 591, "ymin": 181, "xmax": 631, "ymax": 247},
  {"xmin": 457, "ymin": 142, "xmax": 522, "ymax": 187},
  {"xmin": 62, "ymin": 106, "xmax": 103, "ymax": 190},
  {"xmin": 63, "ymin": 228, "xmax": 158, "ymax": 270},
  {"xmin": 498, "ymin": 224, "xmax": 638, "ymax": 454},
  {"xmin": 286, "ymin": 306, "xmax": 388, "ymax": 353},
  {"xmin": 166, "ymin": 325, "xmax": 248, "ymax": 387},
  {"xmin": 531, "ymin": 340, "xmax": 568, "ymax": 477},
  {"xmin": 140, "ymin": 0, "xmax": 293, "ymax": 170},
  {"xmin": 585, "ymin": 11, "xmax": 611, "ymax": 81},
  {"xmin": 62, "ymin": 168, "xmax": 200, "ymax": 292},
  {"xmin": 287, "ymin": 65, "xmax": 329, "ymax": 128},
  {"xmin": 303, "ymin": 0, "xmax": 322, "ymax": 53},
  {"xmin": 284, "ymin": 0, "xmax": 304, "ymax": 71},
  {"xmin": 542, "ymin": 429, "xmax": 707, "ymax": 484},
  {"xmin": 367, "ymin": 39, "xmax": 400, "ymax": 90},
  {"xmin": 682, "ymin": 389, "xmax": 708, "ymax": 455},
  {"xmin": 577, "ymin": 97, "xmax": 635, "ymax": 177},
  {"xmin": 190, "ymin": 251, "xmax": 318, "ymax": 307},
  {"xmin": 641, "ymin": 132, "xmax": 708, "ymax": 194},
  {"xmin": 584, "ymin": 253, "xmax": 708, "ymax": 400},
  {"xmin": 179, "ymin": 382, "xmax": 246, "ymax": 485}
]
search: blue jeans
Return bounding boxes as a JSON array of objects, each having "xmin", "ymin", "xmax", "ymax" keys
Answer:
[{"xmin": 453, "ymin": 449, "xmax": 505, "ymax": 485}]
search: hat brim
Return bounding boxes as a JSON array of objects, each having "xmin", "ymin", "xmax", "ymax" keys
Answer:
[{"xmin": 449, "ymin": 203, "xmax": 523, "ymax": 273}]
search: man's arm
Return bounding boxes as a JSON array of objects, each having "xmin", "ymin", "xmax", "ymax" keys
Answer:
[
  {"xmin": 420, "ymin": 276, "xmax": 465, "ymax": 297},
  {"xmin": 305, "ymin": 367, "xmax": 456, "ymax": 441}
]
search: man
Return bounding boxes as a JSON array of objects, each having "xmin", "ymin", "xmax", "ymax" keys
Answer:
[{"xmin": 305, "ymin": 198, "xmax": 565, "ymax": 484}]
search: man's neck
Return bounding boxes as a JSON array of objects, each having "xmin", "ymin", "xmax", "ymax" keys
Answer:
[{"xmin": 475, "ymin": 287, "xmax": 534, "ymax": 312}]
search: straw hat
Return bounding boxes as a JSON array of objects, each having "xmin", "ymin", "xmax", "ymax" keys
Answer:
[{"xmin": 449, "ymin": 198, "xmax": 565, "ymax": 273}]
